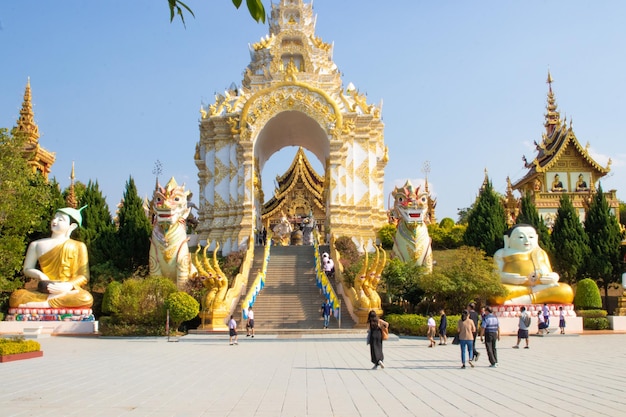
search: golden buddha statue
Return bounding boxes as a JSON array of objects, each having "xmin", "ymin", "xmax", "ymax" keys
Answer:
[
  {"xmin": 492, "ymin": 224, "xmax": 573, "ymax": 305},
  {"xmin": 9, "ymin": 207, "xmax": 94, "ymax": 309}
]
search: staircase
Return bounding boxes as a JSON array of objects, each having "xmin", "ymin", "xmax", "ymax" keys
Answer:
[{"xmin": 247, "ymin": 245, "xmax": 354, "ymax": 330}]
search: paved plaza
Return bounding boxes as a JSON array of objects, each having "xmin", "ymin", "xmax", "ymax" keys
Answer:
[{"xmin": 2, "ymin": 331, "xmax": 626, "ymax": 417}]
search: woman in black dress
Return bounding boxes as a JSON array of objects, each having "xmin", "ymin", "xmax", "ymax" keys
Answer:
[{"xmin": 368, "ymin": 310, "xmax": 389, "ymax": 369}]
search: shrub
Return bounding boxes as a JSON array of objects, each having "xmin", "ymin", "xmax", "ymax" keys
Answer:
[
  {"xmin": 220, "ymin": 250, "xmax": 245, "ymax": 279},
  {"xmin": 385, "ymin": 313, "xmax": 462, "ymax": 337},
  {"xmin": 334, "ymin": 236, "xmax": 360, "ymax": 269},
  {"xmin": 165, "ymin": 291, "xmax": 200, "ymax": 332},
  {"xmin": 576, "ymin": 309, "xmax": 608, "ymax": 319},
  {"xmin": 582, "ymin": 317, "xmax": 610, "ymax": 330},
  {"xmin": 377, "ymin": 224, "xmax": 396, "ymax": 250},
  {"xmin": 574, "ymin": 278, "xmax": 602, "ymax": 310},
  {"xmin": 99, "ymin": 276, "xmax": 177, "ymax": 335},
  {"xmin": 101, "ymin": 281, "xmax": 122, "ymax": 315},
  {"xmin": 0, "ymin": 337, "xmax": 41, "ymax": 355}
]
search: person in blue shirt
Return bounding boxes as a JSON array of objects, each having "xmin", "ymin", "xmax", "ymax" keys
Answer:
[
  {"xmin": 321, "ymin": 299, "xmax": 332, "ymax": 329},
  {"xmin": 479, "ymin": 306, "xmax": 500, "ymax": 368}
]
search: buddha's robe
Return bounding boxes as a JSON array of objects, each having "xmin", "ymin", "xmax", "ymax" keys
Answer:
[{"xmin": 493, "ymin": 247, "xmax": 573, "ymax": 305}]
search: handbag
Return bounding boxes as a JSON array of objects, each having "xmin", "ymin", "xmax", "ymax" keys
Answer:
[
  {"xmin": 381, "ymin": 324, "xmax": 389, "ymax": 340},
  {"xmin": 452, "ymin": 335, "xmax": 460, "ymax": 345}
]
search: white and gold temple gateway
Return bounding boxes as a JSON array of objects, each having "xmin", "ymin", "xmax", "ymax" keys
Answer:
[{"xmin": 195, "ymin": 0, "xmax": 388, "ymax": 254}]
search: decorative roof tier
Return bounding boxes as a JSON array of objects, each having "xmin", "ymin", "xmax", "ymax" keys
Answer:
[
  {"xmin": 262, "ymin": 147, "xmax": 324, "ymax": 219},
  {"xmin": 512, "ymin": 72, "xmax": 610, "ymax": 191},
  {"xmin": 13, "ymin": 78, "xmax": 56, "ymax": 179}
]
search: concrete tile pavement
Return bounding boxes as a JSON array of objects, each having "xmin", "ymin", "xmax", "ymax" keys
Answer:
[{"xmin": 1, "ymin": 332, "xmax": 626, "ymax": 416}]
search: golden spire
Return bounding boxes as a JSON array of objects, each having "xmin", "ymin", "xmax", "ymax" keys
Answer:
[
  {"xmin": 14, "ymin": 78, "xmax": 56, "ymax": 180},
  {"xmin": 66, "ymin": 162, "xmax": 78, "ymax": 209},
  {"xmin": 544, "ymin": 70, "xmax": 561, "ymax": 136},
  {"xmin": 15, "ymin": 77, "xmax": 40, "ymax": 144}
]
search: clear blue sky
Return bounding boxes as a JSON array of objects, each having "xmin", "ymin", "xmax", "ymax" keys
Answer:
[{"xmin": 1, "ymin": 1, "xmax": 624, "ymax": 221}]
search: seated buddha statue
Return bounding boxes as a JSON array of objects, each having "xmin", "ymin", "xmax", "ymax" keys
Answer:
[
  {"xmin": 492, "ymin": 224, "xmax": 573, "ymax": 305},
  {"xmin": 9, "ymin": 207, "xmax": 94, "ymax": 309}
]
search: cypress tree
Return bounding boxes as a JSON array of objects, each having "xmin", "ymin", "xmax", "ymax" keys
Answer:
[
  {"xmin": 583, "ymin": 183, "xmax": 622, "ymax": 299},
  {"xmin": 115, "ymin": 176, "xmax": 152, "ymax": 273},
  {"xmin": 463, "ymin": 179, "xmax": 507, "ymax": 256},
  {"xmin": 77, "ymin": 180, "xmax": 118, "ymax": 269},
  {"xmin": 551, "ymin": 193, "xmax": 589, "ymax": 284}
]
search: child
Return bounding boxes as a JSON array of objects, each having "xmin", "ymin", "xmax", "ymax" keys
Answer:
[
  {"xmin": 537, "ymin": 312, "xmax": 549, "ymax": 335},
  {"xmin": 427, "ymin": 314, "xmax": 436, "ymax": 347},
  {"xmin": 228, "ymin": 315, "xmax": 238, "ymax": 345},
  {"xmin": 559, "ymin": 306, "xmax": 566, "ymax": 334}
]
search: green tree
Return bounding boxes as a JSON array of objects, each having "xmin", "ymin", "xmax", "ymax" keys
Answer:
[
  {"xmin": 517, "ymin": 191, "xmax": 554, "ymax": 255},
  {"xmin": 429, "ymin": 221, "xmax": 466, "ymax": 250},
  {"xmin": 377, "ymin": 224, "xmax": 396, "ymax": 250},
  {"xmin": 583, "ymin": 184, "xmax": 623, "ymax": 300},
  {"xmin": 0, "ymin": 129, "xmax": 54, "ymax": 295},
  {"xmin": 114, "ymin": 177, "xmax": 152, "ymax": 273},
  {"xmin": 551, "ymin": 194, "xmax": 589, "ymax": 284},
  {"xmin": 168, "ymin": 0, "xmax": 266, "ymax": 26},
  {"xmin": 420, "ymin": 246, "xmax": 505, "ymax": 314},
  {"xmin": 165, "ymin": 291, "xmax": 200, "ymax": 332},
  {"xmin": 463, "ymin": 179, "xmax": 506, "ymax": 256},
  {"xmin": 76, "ymin": 180, "xmax": 121, "ymax": 284},
  {"xmin": 457, "ymin": 206, "xmax": 472, "ymax": 225},
  {"xmin": 619, "ymin": 200, "xmax": 626, "ymax": 229},
  {"xmin": 380, "ymin": 258, "xmax": 425, "ymax": 306}
]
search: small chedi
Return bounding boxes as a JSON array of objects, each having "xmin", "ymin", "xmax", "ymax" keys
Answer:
[
  {"xmin": 388, "ymin": 180, "xmax": 433, "ymax": 272},
  {"xmin": 492, "ymin": 224, "xmax": 574, "ymax": 305},
  {"xmin": 145, "ymin": 177, "xmax": 197, "ymax": 289},
  {"xmin": 8, "ymin": 206, "xmax": 94, "ymax": 321}
]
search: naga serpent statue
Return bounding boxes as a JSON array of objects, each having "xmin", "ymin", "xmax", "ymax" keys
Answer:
[
  {"xmin": 193, "ymin": 242, "xmax": 229, "ymax": 313},
  {"xmin": 388, "ymin": 180, "xmax": 433, "ymax": 272},
  {"xmin": 144, "ymin": 177, "xmax": 197, "ymax": 289},
  {"xmin": 350, "ymin": 244, "xmax": 387, "ymax": 310}
]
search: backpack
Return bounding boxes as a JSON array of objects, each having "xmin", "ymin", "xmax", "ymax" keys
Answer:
[{"xmin": 523, "ymin": 313, "xmax": 531, "ymax": 327}]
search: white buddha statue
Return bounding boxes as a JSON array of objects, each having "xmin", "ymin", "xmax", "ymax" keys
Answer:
[{"xmin": 492, "ymin": 224, "xmax": 573, "ymax": 305}]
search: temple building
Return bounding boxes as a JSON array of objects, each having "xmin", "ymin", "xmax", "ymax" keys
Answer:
[
  {"xmin": 195, "ymin": 0, "xmax": 388, "ymax": 254},
  {"xmin": 12, "ymin": 78, "xmax": 56, "ymax": 180},
  {"xmin": 261, "ymin": 147, "xmax": 326, "ymax": 234},
  {"xmin": 510, "ymin": 72, "xmax": 619, "ymax": 227}
]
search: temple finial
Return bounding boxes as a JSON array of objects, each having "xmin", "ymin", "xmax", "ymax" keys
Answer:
[
  {"xmin": 544, "ymin": 70, "xmax": 561, "ymax": 136},
  {"xmin": 66, "ymin": 162, "xmax": 78, "ymax": 209},
  {"xmin": 15, "ymin": 77, "xmax": 40, "ymax": 143}
]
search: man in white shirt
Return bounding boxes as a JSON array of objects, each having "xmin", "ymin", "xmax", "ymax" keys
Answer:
[{"xmin": 513, "ymin": 306, "xmax": 530, "ymax": 349}]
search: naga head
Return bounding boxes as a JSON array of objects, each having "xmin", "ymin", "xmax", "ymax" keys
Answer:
[
  {"xmin": 389, "ymin": 180, "xmax": 428, "ymax": 226},
  {"xmin": 145, "ymin": 177, "xmax": 191, "ymax": 230}
]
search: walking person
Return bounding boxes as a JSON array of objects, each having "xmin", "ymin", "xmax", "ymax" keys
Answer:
[
  {"xmin": 559, "ymin": 306, "xmax": 566, "ymax": 334},
  {"xmin": 427, "ymin": 314, "xmax": 436, "ymax": 347},
  {"xmin": 367, "ymin": 310, "xmax": 388, "ymax": 369},
  {"xmin": 480, "ymin": 306, "xmax": 500, "ymax": 368},
  {"xmin": 228, "ymin": 315, "xmax": 238, "ymax": 345},
  {"xmin": 537, "ymin": 311, "xmax": 548, "ymax": 335},
  {"xmin": 457, "ymin": 310, "xmax": 476, "ymax": 368},
  {"xmin": 468, "ymin": 303, "xmax": 480, "ymax": 361},
  {"xmin": 246, "ymin": 306, "xmax": 255, "ymax": 338},
  {"xmin": 543, "ymin": 303, "xmax": 550, "ymax": 332},
  {"xmin": 513, "ymin": 306, "xmax": 531, "ymax": 349},
  {"xmin": 438, "ymin": 309, "xmax": 448, "ymax": 345},
  {"xmin": 321, "ymin": 299, "xmax": 332, "ymax": 329}
]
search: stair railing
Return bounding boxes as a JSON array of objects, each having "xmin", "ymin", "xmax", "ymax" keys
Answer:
[
  {"xmin": 314, "ymin": 232, "xmax": 341, "ymax": 327},
  {"xmin": 241, "ymin": 232, "xmax": 272, "ymax": 320}
]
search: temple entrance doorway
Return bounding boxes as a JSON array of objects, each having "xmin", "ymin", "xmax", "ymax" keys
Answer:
[{"xmin": 256, "ymin": 112, "xmax": 328, "ymax": 245}]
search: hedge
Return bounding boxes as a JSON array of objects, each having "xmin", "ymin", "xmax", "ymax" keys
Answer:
[{"xmin": 0, "ymin": 338, "xmax": 41, "ymax": 355}]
